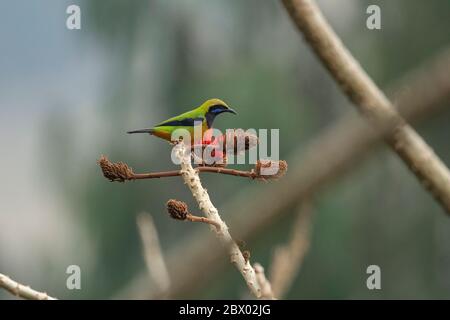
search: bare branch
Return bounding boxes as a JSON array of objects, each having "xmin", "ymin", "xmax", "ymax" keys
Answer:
[
  {"xmin": 254, "ymin": 263, "xmax": 276, "ymax": 300},
  {"xmin": 281, "ymin": 0, "xmax": 450, "ymax": 214},
  {"xmin": 98, "ymin": 155, "xmax": 287, "ymax": 182},
  {"xmin": 0, "ymin": 273, "xmax": 56, "ymax": 300},
  {"xmin": 269, "ymin": 202, "xmax": 312, "ymax": 298},
  {"xmin": 136, "ymin": 213, "xmax": 171, "ymax": 295}
]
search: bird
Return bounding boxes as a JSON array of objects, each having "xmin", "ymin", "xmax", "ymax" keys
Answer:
[{"xmin": 127, "ymin": 98, "xmax": 237, "ymax": 143}]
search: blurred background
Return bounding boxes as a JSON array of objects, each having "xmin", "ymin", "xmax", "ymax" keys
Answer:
[{"xmin": 1, "ymin": 0, "xmax": 450, "ymax": 299}]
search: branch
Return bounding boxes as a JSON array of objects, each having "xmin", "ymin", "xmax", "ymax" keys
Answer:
[
  {"xmin": 387, "ymin": 47, "xmax": 450, "ymax": 122},
  {"xmin": 0, "ymin": 273, "xmax": 56, "ymax": 300},
  {"xmin": 253, "ymin": 263, "xmax": 275, "ymax": 300},
  {"xmin": 115, "ymin": 46, "xmax": 450, "ymax": 299},
  {"xmin": 281, "ymin": 0, "xmax": 450, "ymax": 214},
  {"xmin": 98, "ymin": 155, "xmax": 287, "ymax": 182},
  {"xmin": 167, "ymin": 199, "xmax": 222, "ymax": 231},
  {"xmin": 136, "ymin": 213, "xmax": 171, "ymax": 295},
  {"xmin": 173, "ymin": 142, "xmax": 262, "ymax": 298},
  {"xmin": 269, "ymin": 202, "xmax": 312, "ymax": 298}
]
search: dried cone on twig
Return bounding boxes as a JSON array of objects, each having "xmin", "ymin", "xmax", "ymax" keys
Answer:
[
  {"xmin": 191, "ymin": 129, "xmax": 259, "ymax": 167},
  {"xmin": 98, "ymin": 155, "xmax": 135, "ymax": 182},
  {"xmin": 166, "ymin": 199, "xmax": 221, "ymax": 230},
  {"xmin": 222, "ymin": 129, "xmax": 259, "ymax": 154},
  {"xmin": 166, "ymin": 199, "xmax": 189, "ymax": 220}
]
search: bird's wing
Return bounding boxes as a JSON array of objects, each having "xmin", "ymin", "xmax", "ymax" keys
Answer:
[
  {"xmin": 155, "ymin": 116, "xmax": 204, "ymax": 127},
  {"xmin": 154, "ymin": 109, "xmax": 204, "ymax": 127}
]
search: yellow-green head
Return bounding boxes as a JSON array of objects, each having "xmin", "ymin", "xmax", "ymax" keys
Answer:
[{"xmin": 199, "ymin": 98, "xmax": 237, "ymax": 128}]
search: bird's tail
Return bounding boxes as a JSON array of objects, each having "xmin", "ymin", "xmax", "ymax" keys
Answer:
[{"xmin": 127, "ymin": 128, "xmax": 154, "ymax": 134}]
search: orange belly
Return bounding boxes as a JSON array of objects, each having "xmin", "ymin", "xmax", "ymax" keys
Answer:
[
  {"xmin": 151, "ymin": 124, "xmax": 209, "ymax": 143},
  {"xmin": 151, "ymin": 130, "xmax": 173, "ymax": 141}
]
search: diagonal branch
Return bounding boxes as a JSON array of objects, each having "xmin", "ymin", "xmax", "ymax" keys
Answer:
[
  {"xmin": 269, "ymin": 201, "xmax": 312, "ymax": 298},
  {"xmin": 281, "ymin": 0, "xmax": 450, "ymax": 214},
  {"xmin": 173, "ymin": 142, "xmax": 263, "ymax": 298},
  {"xmin": 136, "ymin": 213, "xmax": 171, "ymax": 296},
  {"xmin": 0, "ymin": 273, "xmax": 56, "ymax": 300}
]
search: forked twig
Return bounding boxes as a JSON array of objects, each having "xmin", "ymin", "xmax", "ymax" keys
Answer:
[{"xmin": 98, "ymin": 155, "xmax": 287, "ymax": 182}]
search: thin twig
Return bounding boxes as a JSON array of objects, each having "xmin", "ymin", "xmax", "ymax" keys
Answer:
[
  {"xmin": 185, "ymin": 214, "xmax": 222, "ymax": 231},
  {"xmin": 136, "ymin": 213, "xmax": 171, "ymax": 295},
  {"xmin": 269, "ymin": 202, "xmax": 312, "ymax": 298},
  {"xmin": 135, "ymin": 167, "xmax": 258, "ymax": 179},
  {"xmin": 281, "ymin": 0, "xmax": 450, "ymax": 214},
  {"xmin": 0, "ymin": 273, "xmax": 56, "ymax": 300},
  {"xmin": 254, "ymin": 263, "xmax": 276, "ymax": 300},
  {"xmin": 133, "ymin": 171, "xmax": 182, "ymax": 180},
  {"xmin": 198, "ymin": 167, "xmax": 258, "ymax": 179},
  {"xmin": 173, "ymin": 142, "xmax": 262, "ymax": 298},
  {"xmin": 98, "ymin": 155, "xmax": 287, "ymax": 182}
]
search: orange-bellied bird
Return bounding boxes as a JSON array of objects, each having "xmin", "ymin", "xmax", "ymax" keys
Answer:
[{"xmin": 127, "ymin": 98, "xmax": 237, "ymax": 142}]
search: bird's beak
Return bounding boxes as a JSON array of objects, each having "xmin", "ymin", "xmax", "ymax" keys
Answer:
[{"xmin": 226, "ymin": 108, "xmax": 237, "ymax": 115}]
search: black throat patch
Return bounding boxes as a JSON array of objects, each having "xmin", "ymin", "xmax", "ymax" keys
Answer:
[{"xmin": 205, "ymin": 112, "xmax": 216, "ymax": 128}]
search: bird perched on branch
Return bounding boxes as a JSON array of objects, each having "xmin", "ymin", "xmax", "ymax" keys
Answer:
[{"xmin": 127, "ymin": 98, "xmax": 237, "ymax": 142}]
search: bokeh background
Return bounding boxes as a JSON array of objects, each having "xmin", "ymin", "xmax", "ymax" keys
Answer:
[{"xmin": 1, "ymin": 0, "xmax": 450, "ymax": 299}]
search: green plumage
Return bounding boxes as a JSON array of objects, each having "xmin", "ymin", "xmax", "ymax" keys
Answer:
[{"xmin": 127, "ymin": 98, "xmax": 236, "ymax": 142}]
